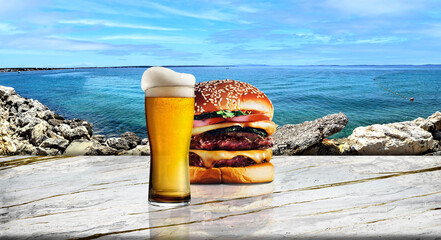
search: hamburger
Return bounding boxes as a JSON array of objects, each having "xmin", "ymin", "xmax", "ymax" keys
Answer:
[{"xmin": 189, "ymin": 79, "xmax": 277, "ymax": 184}]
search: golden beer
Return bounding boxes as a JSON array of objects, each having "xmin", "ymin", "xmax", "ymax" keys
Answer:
[{"xmin": 145, "ymin": 95, "xmax": 194, "ymax": 205}]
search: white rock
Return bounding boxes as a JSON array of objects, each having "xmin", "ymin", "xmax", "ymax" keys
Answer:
[
  {"xmin": 63, "ymin": 140, "xmax": 95, "ymax": 156},
  {"xmin": 16, "ymin": 114, "xmax": 42, "ymax": 128},
  {"xmin": 106, "ymin": 137, "xmax": 130, "ymax": 150},
  {"xmin": 17, "ymin": 104, "xmax": 30, "ymax": 113},
  {"xmin": 23, "ymin": 142, "xmax": 38, "ymax": 155},
  {"xmin": 37, "ymin": 147, "xmax": 60, "ymax": 156},
  {"xmin": 348, "ymin": 121, "xmax": 436, "ymax": 155},
  {"xmin": 0, "ymin": 86, "xmax": 15, "ymax": 99},
  {"xmin": 6, "ymin": 94, "xmax": 25, "ymax": 107},
  {"xmin": 120, "ymin": 145, "xmax": 150, "ymax": 156},
  {"xmin": 68, "ymin": 126, "xmax": 89, "ymax": 140},
  {"xmin": 37, "ymin": 110, "xmax": 55, "ymax": 120},
  {"xmin": 29, "ymin": 99, "xmax": 47, "ymax": 111},
  {"xmin": 40, "ymin": 138, "xmax": 70, "ymax": 150},
  {"xmin": 141, "ymin": 138, "xmax": 149, "ymax": 145},
  {"xmin": 63, "ymin": 139, "xmax": 117, "ymax": 156},
  {"xmin": 30, "ymin": 122, "xmax": 49, "ymax": 145},
  {"xmin": 54, "ymin": 124, "xmax": 72, "ymax": 138},
  {"xmin": 418, "ymin": 111, "xmax": 441, "ymax": 131}
]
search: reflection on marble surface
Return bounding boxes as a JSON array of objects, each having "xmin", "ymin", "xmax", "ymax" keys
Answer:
[
  {"xmin": 149, "ymin": 206, "xmax": 191, "ymax": 239},
  {"xmin": 1, "ymin": 155, "xmax": 441, "ymax": 239}
]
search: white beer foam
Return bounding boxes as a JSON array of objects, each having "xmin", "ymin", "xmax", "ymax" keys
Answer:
[
  {"xmin": 141, "ymin": 67, "xmax": 195, "ymax": 93},
  {"xmin": 145, "ymin": 86, "xmax": 195, "ymax": 97}
]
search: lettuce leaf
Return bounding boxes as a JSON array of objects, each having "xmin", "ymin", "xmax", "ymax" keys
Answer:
[{"xmin": 195, "ymin": 110, "xmax": 250, "ymax": 120}]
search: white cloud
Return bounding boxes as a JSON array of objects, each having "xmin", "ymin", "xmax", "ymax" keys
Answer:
[
  {"xmin": 59, "ymin": 19, "xmax": 180, "ymax": 31},
  {"xmin": 0, "ymin": 49, "xmax": 67, "ymax": 55},
  {"xmin": 295, "ymin": 33, "xmax": 331, "ymax": 43},
  {"xmin": 0, "ymin": 23, "xmax": 15, "ymax": 31},
  {"xmin": 49, "ymin": 0, "xmax": 164, "ymax": 19},
  {"xmin": 0, "ymin": 23, "xmax": 24, "ymax": 34},
  {"xmin": 118, "ymin": 0, "xmax": 255, "ymax": 23},
  {"xmin": 323, "ymin": 0, "xmax": 421, "ymax": 16},
  {"xmin": 417, "ymin": 23, "xmax": 441, "ymax": 38},
  {"xmin": 352, "ymin": 37, "xmax": 404, "ymax": 44},
  {"xmin": 236, "ymin": 5, "xmax": 259, "ymax": 13},
  {"xmin": 0, "ymin": 0, "xmax": 44, "ymax": 15},
  {"xmin": 99, "ymin": 34, "xmax": 202, "ymax": 44},
  {"xmin": 0, "ymin": 35, "xmax": 200, "ymax": 58},
  {"xmin": 3, "ymin": 36, "xmax": 110, "ymax": 51},
  {"xmin": 147, "ymin": 2, "xmax": 232, "ymax": 21}
]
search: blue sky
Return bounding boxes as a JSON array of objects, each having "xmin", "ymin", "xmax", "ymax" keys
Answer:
[{"xmin": 1, "ymin": 0, "xmax": 441, "ymax": 67}]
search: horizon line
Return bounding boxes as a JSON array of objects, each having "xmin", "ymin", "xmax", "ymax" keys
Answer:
[{"xmin": 2, "ymin": 63, "xmax": 441, "ymax": 70}]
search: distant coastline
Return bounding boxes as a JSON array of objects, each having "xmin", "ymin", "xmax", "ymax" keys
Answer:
[
  {"xmin": 1, "ymin": 64, "xmax": 440, "ymax": 73},
  {"xmin": 0, "ymin": 65, "xmax": 235, "ymax": 73},
  {"xmin": 0, "ymin": 67, "xmax": 68, "ymax": 73}
]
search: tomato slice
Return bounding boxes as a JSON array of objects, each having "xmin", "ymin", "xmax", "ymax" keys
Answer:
[
  {"xmin": 193, "ymin": 117, "xmax": 225, "ymax": 128},
  {"xmin": 226, "ymin": 114, "xmax": 270, "ymax": 122}
]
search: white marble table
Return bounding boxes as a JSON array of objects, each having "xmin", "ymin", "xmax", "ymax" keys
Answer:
[{"xmin": 1, "ymin": 155, "xmax": 441, "ymax": 239}]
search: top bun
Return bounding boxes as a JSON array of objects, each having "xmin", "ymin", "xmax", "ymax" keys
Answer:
[{"xmin": 195, "ymin": 79, "xmax": 273, "ymax": 119}]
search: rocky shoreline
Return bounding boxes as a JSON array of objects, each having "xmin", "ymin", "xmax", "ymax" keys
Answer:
[
  {"xmin": 1, "ymin": 85, "xmax": 440, "ymax": 156},
  {"xmin": 0, "ymin": 86, "xmax": 149, "ymax": 156},
  {"xmin": 274, "ymin": 112, "xmax": 441, "ymax": 155}
]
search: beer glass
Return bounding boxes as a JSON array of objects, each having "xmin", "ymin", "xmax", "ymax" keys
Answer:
[{"xmin": 145, "ymin": 86, "xmax": 194, "ymax": 206}]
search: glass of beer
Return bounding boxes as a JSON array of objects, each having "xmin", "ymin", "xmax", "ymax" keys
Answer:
[{"xmin": 143, "ymin": 68, "xmax": 195, "ymax": 206}]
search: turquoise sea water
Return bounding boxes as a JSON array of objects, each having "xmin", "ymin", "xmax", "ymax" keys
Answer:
[{"xmin": 0, "ymin": 66, "xmax": 440, "ymax": 139}]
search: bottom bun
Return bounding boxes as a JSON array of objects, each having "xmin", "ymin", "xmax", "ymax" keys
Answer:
[
  {"xmin": 189, "ymin": 166, "xmax": 222, "ymax": 184},
  {"xmin": 190, "ymin": 162, "xmax": 274, "ymax": 184}
]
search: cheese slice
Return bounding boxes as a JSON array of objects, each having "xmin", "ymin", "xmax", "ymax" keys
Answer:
[
  {"xmin": 192, "ymin": 120, "xmax": 277, "ymax": 136},
  {"xmin": 189, "ymin": 149, "xmax": 272, "ymax": 168}
]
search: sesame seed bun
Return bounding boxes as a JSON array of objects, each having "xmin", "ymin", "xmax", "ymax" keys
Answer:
[
  {"xmin": 195, "ymin": 79, "xmax": 274, "ymax": 119},
  {"xmin": 189, "ymin": 162, "xmax": 274, "ymax": 184}
]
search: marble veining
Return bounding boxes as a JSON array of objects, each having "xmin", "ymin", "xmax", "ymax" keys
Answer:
[{"xmin": 1, "ymin": 155, "xmax": 441, "ymax": 239}]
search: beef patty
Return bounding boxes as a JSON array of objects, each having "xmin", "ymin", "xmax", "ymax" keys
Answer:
[
  {"xmin": 191, "ymin": 131, "xmax": 273, "ymax": 150},
  {"xmin": 189, "ymin": 152, "xmax": 267, "ymax": 168}
]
